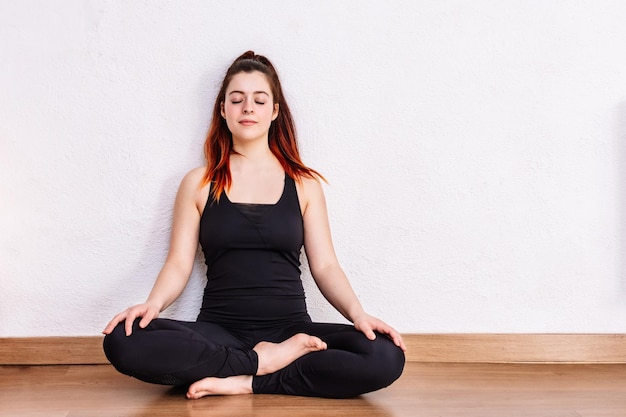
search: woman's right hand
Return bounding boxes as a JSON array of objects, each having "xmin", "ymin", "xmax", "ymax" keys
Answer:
[{"xmin": 102, "ymin": 301, "xmax": 161, "ymax": 336}]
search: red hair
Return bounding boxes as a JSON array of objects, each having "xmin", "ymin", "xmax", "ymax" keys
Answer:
[{"xmin": 202, "ymin": 51, "xmax": 325, "ymax": 201}]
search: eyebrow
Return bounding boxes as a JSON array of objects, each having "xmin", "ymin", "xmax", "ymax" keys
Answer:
[{"xmin": 228, "ymin": 90, "xmax": 270, "ymax": 97}]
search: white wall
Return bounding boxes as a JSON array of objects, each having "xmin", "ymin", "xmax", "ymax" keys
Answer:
[{"xmin": 2, "ymin": 0, "xmax": 626, "ymax": 337}]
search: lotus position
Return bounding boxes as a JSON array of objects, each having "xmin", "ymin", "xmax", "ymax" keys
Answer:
[{"xmin": 103, "ymin": 51, "xmax": 406, "ymax": 399}]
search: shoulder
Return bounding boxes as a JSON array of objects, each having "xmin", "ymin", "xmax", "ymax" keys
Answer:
[
  {"xmin": 299, "ymin": 174, "xmax": 323, "ymax": 191},
  {"xmin": 295, "ymin": 175, "xmax": 326, "ymax": 215},
  {"xmin": 177, "ymin": 167, "xmax": 210, "ymax": 211},
  {"xmin": 177, "ymin": 166, "xmax": 209, "ymax": 192},
  {"xmin": 182, "ymin": 166, "xmax": 207, "ymax": 185}
]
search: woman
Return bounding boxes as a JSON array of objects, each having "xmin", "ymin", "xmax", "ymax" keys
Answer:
[{"xmin": 103, "ymin": 51, "xmax": 406, "ymax": 400}]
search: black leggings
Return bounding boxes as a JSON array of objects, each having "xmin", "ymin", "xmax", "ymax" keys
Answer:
[{"xmin": 103, "ymin": 318, "xmax": 405, "ymax": 398}]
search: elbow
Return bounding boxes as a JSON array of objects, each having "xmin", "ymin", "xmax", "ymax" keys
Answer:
[
  {"xmin": 309, "ymin": 262, "xmax": 342, "ymax": 282},
  {"xmin": 163, "ymin": 257, "xmax": 195, "ymax": 280}
]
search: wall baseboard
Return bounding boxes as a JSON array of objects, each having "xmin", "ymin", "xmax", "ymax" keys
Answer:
[
  {"xmin": 1, "ymin": 334, "xmax": 625, "ymax": 365},
  {"xmin": 0, "ymin": 337, "xmax": 107, "ymax": 365},
  {"xmin": 404, "ymin": 334, "xmax": 626, "ymax": 363}
]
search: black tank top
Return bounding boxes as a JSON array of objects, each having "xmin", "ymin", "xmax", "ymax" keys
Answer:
[{"xmin": 197, "ymin": 175, "xmax": 311, "ymax": 329}]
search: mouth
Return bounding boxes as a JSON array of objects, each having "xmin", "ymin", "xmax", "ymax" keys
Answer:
[{"xmin": 239, "ymin": 119, "xmax": 257, "ymax": 126}]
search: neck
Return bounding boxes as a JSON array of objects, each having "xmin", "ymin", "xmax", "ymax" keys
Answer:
[
  {"xmin": 230, "ymin": 138, "xmax": 282, "ymax": 175},
  {"xmin": 232, "ymin": 137, "xmax": 273, "ymax": 162}
]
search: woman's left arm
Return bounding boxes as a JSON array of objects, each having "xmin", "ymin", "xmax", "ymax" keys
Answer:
[{"xmin": 300, "ymin": 178, "xmax": 406, "ymax": 351}]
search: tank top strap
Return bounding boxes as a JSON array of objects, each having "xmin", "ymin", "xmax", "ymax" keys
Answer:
[{"xmin": 282, "ymin": 175, "xmax": 301, "ymax": 210}]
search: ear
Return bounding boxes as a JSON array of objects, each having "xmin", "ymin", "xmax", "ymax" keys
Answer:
[
  {"xmin": 272, "ymin": 103, "xmax": 279, "ymax": 121},
  {"xmin": 220, "ymin": 101, "xmax": 225, "ymax": 118}
]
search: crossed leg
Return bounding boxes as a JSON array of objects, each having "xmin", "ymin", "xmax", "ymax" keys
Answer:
[
  {"xmin": 187, "ymin": 333, "xmax": 327, "ymax": 398},
  {"xmin": 104, "ymin": 319, "xmax": 403, "ymax": 400},
  {"xmin": 187, "ymin": 323, "xmax": 405, "ymax": 399}
]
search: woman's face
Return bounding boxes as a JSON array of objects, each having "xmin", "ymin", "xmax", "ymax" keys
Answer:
[{"xmin": 221, "ymin": 71, "xmax": 279, "ymax": 144}]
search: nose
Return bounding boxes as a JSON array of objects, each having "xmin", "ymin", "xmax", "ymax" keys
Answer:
[{"xmin": 243, "ymin": 100, "xmax": 254, "ymax": 114}]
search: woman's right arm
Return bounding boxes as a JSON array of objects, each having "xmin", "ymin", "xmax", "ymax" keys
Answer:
[{"xmin": 102, "ymin": 168, "xmax": 204, "ymax": 336}]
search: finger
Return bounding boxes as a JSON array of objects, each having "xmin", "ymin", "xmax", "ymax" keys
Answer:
[
  {"xmin": 359, "ymin": 324, "xmax": 377, "ymax": 341},
  {"xmin": 372, "ymin": 324, "xmax": 404, "ymax": 350},
  {"xmin": 392, "ymin": 332, "xmax": 406, "ymax": 351},
  {"xmin": 102, "ymin": 319, "xmax": 115, "ymax": 334},
  {"xmin": 138, "ymin": 312, "xmax": 154, "ymax": 329},
  {"xmin": 399, "ymin": 338, "xmax": 407, "ymax": 352},
  {"xmin": 102, "ymin": 312, "xmax": 127, "ymax": 335},
  {"xmin": 370, "ymin": 322, "xmax": 392, "ymax": 337},
  {"xmin": 102, "ymin": 317, "xmax": 120, "ymax": 335},
  {"xmin": 124, "ymin": 310, "xmax": 141, "ymax": 336},
  {"xmin": 387, "ymin": 329, "xmax": 406, "ymax": 352}
]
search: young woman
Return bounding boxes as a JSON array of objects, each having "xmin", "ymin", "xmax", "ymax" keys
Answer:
[{"xmin": 103, "ymin": 51, "xmax": 406, "ymax": 400}]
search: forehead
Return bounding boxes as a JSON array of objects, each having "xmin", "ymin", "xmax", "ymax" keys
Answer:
[{"xmin": 226, "ymin": 71, "xmax": 272, "ymax": 96}]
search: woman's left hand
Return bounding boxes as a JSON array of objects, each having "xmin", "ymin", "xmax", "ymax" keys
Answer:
[{"xmin": 353, "ymin": 313, "xmax": 407, "ymax": 352}]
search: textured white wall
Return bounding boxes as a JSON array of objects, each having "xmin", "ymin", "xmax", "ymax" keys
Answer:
[{"xmin": 2, "ymin": 1, "xmax": 626, "ymax": 337}]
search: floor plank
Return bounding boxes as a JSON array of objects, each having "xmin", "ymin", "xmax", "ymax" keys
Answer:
[{"xmin": 1, "ymin": 362, "xmax": 626, "ymax": 416}]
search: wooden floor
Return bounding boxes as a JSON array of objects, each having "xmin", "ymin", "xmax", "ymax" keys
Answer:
[{"xmin": 1, "ymin": 362, "xmax": 626, "ymax": 417}]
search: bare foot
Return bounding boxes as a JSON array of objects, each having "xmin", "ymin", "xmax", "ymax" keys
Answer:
[
  {"xmin": 253, "ymin": 333, "xmax": 327, "ymax": 376},
  {"xmin": 186, "ymin": 375, "xmax": 253, "ymax": 399}
]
